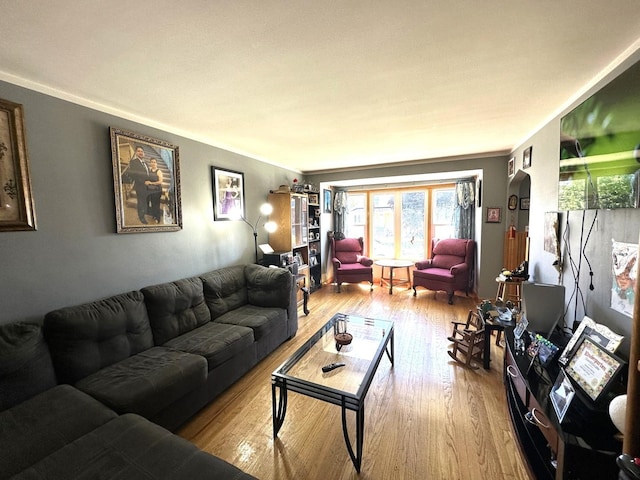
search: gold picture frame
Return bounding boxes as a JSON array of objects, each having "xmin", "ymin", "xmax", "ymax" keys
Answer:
[
  {"xmin": 110, "ymin": 127, "xmax": 182, "ymax": 233},
  {"xmin": 565, "ymin": 336, "xmax": 625, "ymax": 402},
  {"xmin": 0, "ymin": 98, "xmax": 36, "ymax": 231}
]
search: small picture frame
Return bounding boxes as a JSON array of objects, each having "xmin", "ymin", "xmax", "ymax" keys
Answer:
[
  {"xmin": 486, "ymin": 207, "xmax": 501, "ymax": 223},
  {"xmin": 520, "ymin": 197, "xmax": 530, "ymax": 210},
  {"xmin": 323, "ymin": 189, "xmax": 332, "ymax": 213},
  {"xmin": 211, "ymin": 166, "xmax": 245, "ymax": 221},
  {"xmin": 508, "ymin": 194, "xmax": 518, "ymax": 210},
  {"xmin": 308, "ymin": 193, "xmax": 319, "ymax": 205},
  {"xmin": 550, "ymin": 369, "xmax": 576, "ymax": 423},
  {"xmin": 508, "ymin": 156, "xmax": 515, "ymax": 176},
  {"xmin": 565, "ymin": 336, "xmax": 625, "ymax": 402},
  {"xmin": 523, "ymin": 146, "xmax": 533, "ymax": 169}
]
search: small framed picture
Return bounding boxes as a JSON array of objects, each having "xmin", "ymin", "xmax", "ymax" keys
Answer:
[
  {"xmin": 565, "ymin": 336, "xmax": 625, "ymax": 402},
  {"xmin": 508, "ymin": 194, "xmax": 518, "ymax": 210},
  {"xmin": 520, "ymin": 197, "xmax": 530, "ymax": 210},
  {"xmin": 323, "ymin": 189, "xmax": 332, "ymax": 213},
  {"xmin": 550, "ymin": 369, "xmax": 576, "ymax": 423},
  {"xmin": 486, "ymin": 207, "xmax": 501, "ymax": 223},
  {"xmin": 508, "ymin": 156, "xmax": 515, "ymax": 176},
  {"xmin": 211, "ymin": 166, "xmax": 245, "ymax": 221},
  {"xmin": 523, "ymin": 146, "xmax": 532, "ymax": 169}
]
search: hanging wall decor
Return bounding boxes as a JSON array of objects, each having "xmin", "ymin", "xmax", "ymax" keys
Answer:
[
  {"xmin": 0, "ymin": 98, "xmax": 36, "ymax": 231},
  {"xmin": 110, "ymin": 127, "xmax": 182, "ymax": 233}
]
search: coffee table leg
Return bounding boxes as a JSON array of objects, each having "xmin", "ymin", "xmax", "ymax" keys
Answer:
[
  {"xmin": 385, "ymin": 329, "xmax": 394, "ymax": 365},
  {"xmin": 388, "ymin": 267, "xmax": 394, "ymax": 294},
  {"xmin": 341, "ymin": 398, "xmax": 364, "ymax": 473},
  {"xmin": 272, "ymin": 382, "xmax": 288, "ymax": 437}
]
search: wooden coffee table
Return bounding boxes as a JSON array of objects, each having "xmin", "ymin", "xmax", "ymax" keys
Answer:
[
  {"xmin": 375, "ymin": 259, "xmax": 414, "ymax": 294},
  {"xmin": 271, "ymin": 312, "xmax": 394, "ymax": 472}
]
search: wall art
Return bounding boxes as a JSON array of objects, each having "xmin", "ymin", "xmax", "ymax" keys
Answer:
[
  {"xmin": 523, "ymin": 146, "xmax": 532, "ymax": 169},
  {"xmin": 0, "ymin": 98, "xmax": 36, "ymax": 231},
  {"xmin": 110, "ymin": 127, "xmax": 182, "ymax": 233},
  {"xmin": 486, "ymin": 207, "xmax": 501, "ymax": 223},
  {"xmin": 211, "ymin": 166, "xmax": 245, "ymax": 221}
]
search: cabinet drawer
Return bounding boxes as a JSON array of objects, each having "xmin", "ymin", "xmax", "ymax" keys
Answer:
[
  {"xmin": 505, "ymin": 348, "xmax": 528, "ymax": 405},
  {"xmin": 527, "ymin": 395, "xmax": 558, "ymax": 455}
]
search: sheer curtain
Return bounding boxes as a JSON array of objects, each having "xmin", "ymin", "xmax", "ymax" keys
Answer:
[{"xmin": 454, "ymin": 178, "xmax": 476, "ymax": 240}]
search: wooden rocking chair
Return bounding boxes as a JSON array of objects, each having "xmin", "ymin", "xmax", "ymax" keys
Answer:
[{"xmin": 447, "ymin": 310, "xmax": 485, "ymax": 369}]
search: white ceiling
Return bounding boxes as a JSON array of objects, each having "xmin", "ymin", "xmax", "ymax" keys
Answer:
[{"xmin": 1, "ymin": 1, "xmax": 640, "ymax": 173}]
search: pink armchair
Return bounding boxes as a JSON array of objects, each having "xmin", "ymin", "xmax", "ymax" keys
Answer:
[
  {"xmin": 413, "ymin": 238, "xmax": 475, "ymax": 304},
  {"xmin": 331, "ymin": 237, "xmax": 374, "ymax": 292}
]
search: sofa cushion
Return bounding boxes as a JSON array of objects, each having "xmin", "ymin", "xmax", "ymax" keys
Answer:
[
  {"xmin": 413, "ymin": 267, "xmax": 454, "ymax": 281},
  {"xmin": 12, "ymin": 413, "xmax": 257, "ymax": 480},
  {"xmin": 43, "ymin": 291, "xmax": 154, "ymax": 384},
  {"xmin": 75, "ymin": 346, "xmax": 207, "ymax": 419},
  {"xmin": 163, "ymin": 322, "xmax": 254, "ymax": 371},
  {"xmin": 0, "ymin": 322, "xmax": 57, "ymax": 412},
  {"xmin": 215, "ymin": 305, "xmax": 286, "ymax": 342},
  {"xmin": 142, "ymin": 276, "xmax": 211, "ymax": 345},
  {"xmin": 0, "ymin": 384, "xmax": 117, "ymax": 480},
  {"xmin": 245, "ymin": 263, "xmax": 292, "ymax": 309},
  {"xmin": 201, "ymin": 265, "xmax": 248, "ymax": 318}
]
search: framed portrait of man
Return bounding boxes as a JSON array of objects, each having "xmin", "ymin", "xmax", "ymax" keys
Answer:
[{"xmin": 110, "ymin": 127, "xmax": 182, "ymax": 233}]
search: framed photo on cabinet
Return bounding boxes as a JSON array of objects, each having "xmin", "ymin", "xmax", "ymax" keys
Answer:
[
  {"xmin": 110, "ymin": 127, "xmax": 182, "ymax": 233},
  {"xmin": 565, "ymin": 336, "xmax": 625, "ymax": 402}
]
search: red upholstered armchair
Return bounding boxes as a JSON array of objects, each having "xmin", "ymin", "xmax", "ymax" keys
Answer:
[
  {"xmin": 413, "ymin": 238, "xmax": 475, "ymax": 304},
  {"xmin": 331, "ymin": 237, "xmax": 374, "ymax": 292}
]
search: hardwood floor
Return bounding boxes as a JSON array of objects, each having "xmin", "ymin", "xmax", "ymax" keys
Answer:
[{"xmin": 177, "ymin": 284, "xmax": 532, "ymax": 480}]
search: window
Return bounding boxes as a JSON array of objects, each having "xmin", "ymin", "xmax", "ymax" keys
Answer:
[
  {"xmin": 345, "ymin": 193, "xmax": 366, "ymax": 240},
  {"xmin": 345, "ymin": 185, "xmax": 455, "ymax": 260}
]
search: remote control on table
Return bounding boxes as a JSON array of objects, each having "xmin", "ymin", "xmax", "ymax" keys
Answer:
[{"xmin": 322, "ymin": 362, "xmax": 345, "ymax": 373}]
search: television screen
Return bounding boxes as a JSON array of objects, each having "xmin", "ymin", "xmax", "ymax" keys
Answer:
[
  {"xmin": 521, "ymin": 282, "xmax": 565, "ymax": 338},
  {"xmin": 559, "ymin": 59, "xmax": 640, "ymax": 211}
]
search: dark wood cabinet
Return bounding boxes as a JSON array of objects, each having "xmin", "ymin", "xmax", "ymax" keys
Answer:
[{"xmin": 504, "ymin": 328, "xmax": 622, "ymax": 479}]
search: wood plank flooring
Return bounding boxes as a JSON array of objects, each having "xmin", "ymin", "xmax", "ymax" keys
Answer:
[{"xmin": 177, "ymin": 284, "xmax": 533, "ymax": 480}]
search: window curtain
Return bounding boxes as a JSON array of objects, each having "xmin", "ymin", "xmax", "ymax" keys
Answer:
[
  {"xmin": 454, "ymin": 178, "xmax": 476, "ymax": 240},
  {"xmin": 333, "ymin": 190, "xmax": 348, "ymax": 235}
]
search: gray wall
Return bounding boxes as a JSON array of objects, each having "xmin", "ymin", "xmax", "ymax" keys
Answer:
[{"xmin": 0, "ymin": 80, "xmax": 298, "ymax": 324}]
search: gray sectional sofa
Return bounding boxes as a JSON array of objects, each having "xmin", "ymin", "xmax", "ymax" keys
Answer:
[{"xmin": 0, "ymin": 264, "xmax": 297, "ymax": 480}]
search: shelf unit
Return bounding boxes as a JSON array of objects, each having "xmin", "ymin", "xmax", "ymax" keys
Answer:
[
  {"xmin": 267, "ymin": 192, "xmax": 309, "ymax": 308},
  {"xmin": 307, "ymin": 193, "xmax": 321, "ymax": 292}
]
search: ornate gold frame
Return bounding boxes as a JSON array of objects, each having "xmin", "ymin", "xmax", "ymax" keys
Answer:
[{"xmin": 0, "ymin": 98, "xmax": 36, "ymax": 231}]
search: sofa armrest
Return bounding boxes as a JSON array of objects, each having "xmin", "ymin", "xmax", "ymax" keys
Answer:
[
  {"xmin": 245, "ymin": 264, "xmax": 291, "ymax": 309},
  {"xmin": 415, "ymin": 259, "xmax": 433, "ymax": 270},
  {"xmin": 450, "ymin": 263, "xmax": 469, "ymax": 275},
  {"xmin": 357, "ymin": 255, "xmax": 373, "ymax": 267}
]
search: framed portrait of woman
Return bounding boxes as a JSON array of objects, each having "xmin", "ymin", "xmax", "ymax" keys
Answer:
[{"xmin": 212, "ymin": 166, "xmax": 245, "ymax": 221}]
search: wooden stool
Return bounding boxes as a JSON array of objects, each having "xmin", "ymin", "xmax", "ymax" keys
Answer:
[
  {"xmin": 495, "ymin": 278, "xmax": 523, "ymax": 309},
  {"xmin": 494, "ymin": 278, "xmax": 523, "ymax": 345}
]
